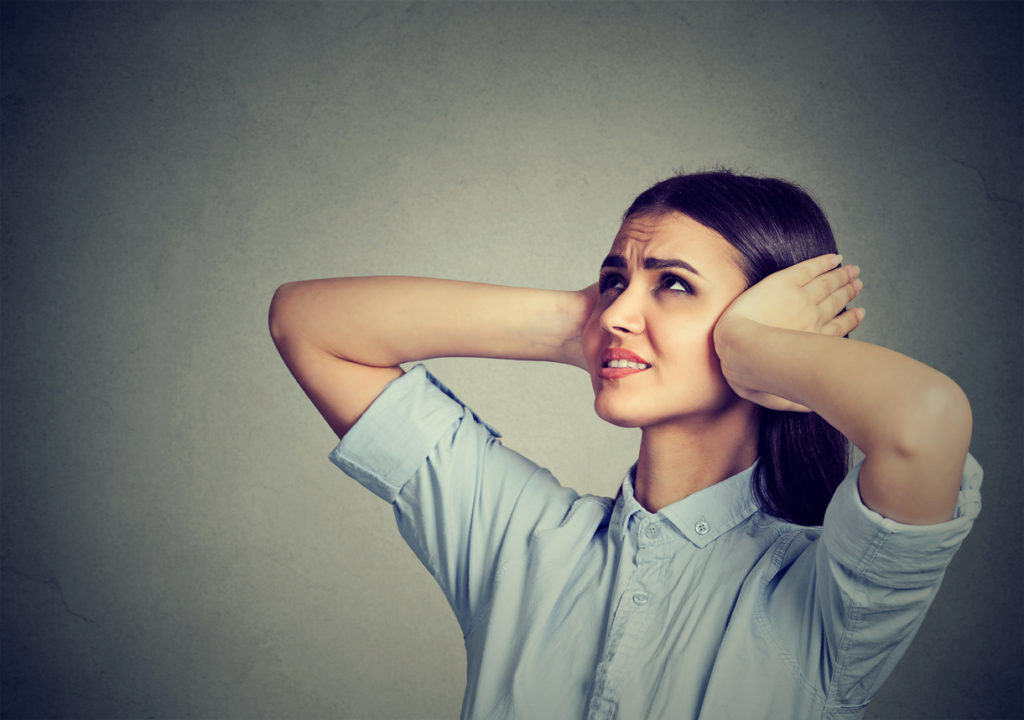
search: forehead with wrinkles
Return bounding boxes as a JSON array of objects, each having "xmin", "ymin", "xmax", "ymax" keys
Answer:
[
  {"xmin": 600, "ymin": 212, "xmax": 752, "ymax": 291},
  {"xmin": 608, "ymin": 212, "xmax": 736, "ymax": 263}
]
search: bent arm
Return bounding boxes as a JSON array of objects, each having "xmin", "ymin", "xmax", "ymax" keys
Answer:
[
  {"xmin": 714, "ymin": 257, "xmax": 972, "ymax": 524},
  {"xmin": 719, "ymin": 322, "xmax": 971, "ymax": 523},
  {"xmin": 269, "ymin": 277, "xmax": 592, "ymax": 437}
]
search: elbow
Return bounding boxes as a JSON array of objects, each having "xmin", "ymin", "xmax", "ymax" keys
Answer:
[
  {"xmin": 268, "ymin": 281, "xmax": 302, "ymax": 348},
  {"xmin": 889, "ymin": 376, "xmax": 973, "ymax": 460},
  {"xmin": 860, "ymin": 378, "xmax": 972, "ymax": 524}
]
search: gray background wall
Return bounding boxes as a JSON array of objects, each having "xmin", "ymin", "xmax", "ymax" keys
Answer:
[{"xmin": 2, "ymin": 2, "xmax": 1020, "ymax": 718}]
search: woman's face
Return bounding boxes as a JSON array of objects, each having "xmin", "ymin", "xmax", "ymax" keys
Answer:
[{"xmin": 583, "ymin": 212, "xmax": 753, "ymax": 429}]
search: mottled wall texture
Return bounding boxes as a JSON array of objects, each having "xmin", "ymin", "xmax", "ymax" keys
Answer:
[{"xmin": 2, "ymin": 2, "xmax": 1020, "ymax": 719}]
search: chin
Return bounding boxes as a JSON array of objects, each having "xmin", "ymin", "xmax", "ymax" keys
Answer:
[
  {"xmin": 593, "ymin": 389, "xmax": 749, "ymax": 431},
  {"xmin": 592, "ymin": 397, "xmax": 649, "ymax": 429}
]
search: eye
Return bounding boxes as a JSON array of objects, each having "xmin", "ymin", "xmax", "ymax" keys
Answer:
[
  {"xmin": 599, "ymin": 272, "xmax": 626, "ymax": 294},
  {"xmin": 659, "ymin": 273, "xmax": 693, "ymax": 294}
]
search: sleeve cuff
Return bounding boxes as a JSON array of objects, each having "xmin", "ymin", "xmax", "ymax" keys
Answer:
[
  {"xmin": 822, "ymin": 453, "xmax": 982, "ymax": 587},
  {"xmin": 328, "ymin": 364, "xmax": 500, "ymax": 502}
]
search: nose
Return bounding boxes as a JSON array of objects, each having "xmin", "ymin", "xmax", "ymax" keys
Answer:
[{"xmin": 599, "ymin": 286, "xmax": 645, "ymax": 336}]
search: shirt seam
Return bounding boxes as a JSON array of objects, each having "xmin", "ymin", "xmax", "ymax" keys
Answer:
[
  {"xmin": 391, "ymin": 464, "xmax": 463, "ymax": 627},
  {"xmin": 756, "ymin": 529, "xmax": 829, "ymax": 707},
  {"xmin": 822, "ymin": 523, "xmax": 892, "ymax": 713},
  {"xmin": 462, "ymin": 465, "xmax": 547, "ymax": 640},
  {"xmin": 338, "ymin": 453, "xmax": 397, "ymax": 500}
]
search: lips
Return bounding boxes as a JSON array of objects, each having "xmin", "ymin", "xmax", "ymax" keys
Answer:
[{"xmin": 599, "ymin": 348, "xmax": 652, "ymax": 379}]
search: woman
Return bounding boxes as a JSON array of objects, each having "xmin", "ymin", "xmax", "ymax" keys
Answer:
[{"xmin": 269, "ymin": 171, "xmax": 980, "ymax": 719}]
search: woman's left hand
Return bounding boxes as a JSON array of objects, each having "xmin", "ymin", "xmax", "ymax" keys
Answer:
[{"xmin": 713, "ymin": 254, "xmax": 865, "ymax": 412}]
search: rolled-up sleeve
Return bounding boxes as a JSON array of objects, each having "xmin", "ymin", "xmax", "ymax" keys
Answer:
[
  {"xmin": 760, "ymin": 454, "xmax": 982, "ymax": 711},
  {"xmin": 816, "ymin": 453, "xmax": 983, "ymax": 707},
  {"xmin": 329, "ymin": 365, "xmax": 477, "ymax": 503},
  {"xmin": 329, "ymin": 364, "xmax": 578, "ymax": 634},
  {"xmin": 822, "ymin": 454, "xmax": 982, "ymax": 588}
]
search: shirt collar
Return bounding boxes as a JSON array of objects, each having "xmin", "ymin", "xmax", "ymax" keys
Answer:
[{"xmin": 612, "ymin": 462, "xmax": 760, "ymax": 548}]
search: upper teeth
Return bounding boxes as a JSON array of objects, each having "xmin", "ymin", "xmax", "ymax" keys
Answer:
[{"xmin": 607, "ymin": 359, "xmax": 650, "ymax": 369}]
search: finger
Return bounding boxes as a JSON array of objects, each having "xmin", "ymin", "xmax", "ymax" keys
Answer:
[
  {"xmin": 820, "ymin": 275, "xmax": 863, "ymax": 321},
  {"xmin": 787, "ymin": 253, "xmax": 844, "ymax": 285},
  {"xmin": 806, "ymin": 264, "xmax": 859, "ymax": 301},
  {"xmin": 822, "ymin": 307, "xmax": 865, "ymax": 337}
]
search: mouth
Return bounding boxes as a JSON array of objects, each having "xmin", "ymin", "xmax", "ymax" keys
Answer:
[{"xmin": 599, "ymin": 348, "xmax": 652, "ymax": 379}]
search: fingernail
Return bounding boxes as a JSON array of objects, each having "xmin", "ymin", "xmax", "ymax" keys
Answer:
[{"xmin": 835, "ymin": 254, "xmax": 843, "ymax": 265}]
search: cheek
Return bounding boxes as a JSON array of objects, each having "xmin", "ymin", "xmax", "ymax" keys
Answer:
[{"xmin": 652, "ymin": 317, "xmax": 723, "ymax": 376}]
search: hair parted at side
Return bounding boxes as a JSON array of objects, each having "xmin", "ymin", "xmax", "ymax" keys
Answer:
[{"xmin": 624, "ymin": 170, "xmax": 850, "ymax": 526}]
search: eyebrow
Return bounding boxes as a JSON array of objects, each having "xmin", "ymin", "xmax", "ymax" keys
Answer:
[{"xmin": 600, "ymin": 254, "xmax": 703, "ymax": 278}]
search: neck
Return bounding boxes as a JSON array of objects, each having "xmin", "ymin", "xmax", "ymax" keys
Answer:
[{"xmin": 633, "ymin": 403, "xmax": 759, "ymax": 513}]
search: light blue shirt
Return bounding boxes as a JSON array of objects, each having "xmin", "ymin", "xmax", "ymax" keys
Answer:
[{"xmin": 331, "ymin": 365, "xmax": 982, "ymax": 720}]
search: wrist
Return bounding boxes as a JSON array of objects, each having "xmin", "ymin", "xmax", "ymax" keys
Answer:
[
  {"xmin": 713, "ymin": 315, "xmax": 763, "ymax": 367},
  {"xmin": 715, "ymin": 319, "xmax": 808, "ymax": 410}
]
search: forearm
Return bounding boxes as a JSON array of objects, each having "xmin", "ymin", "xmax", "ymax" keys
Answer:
[
  {"xmin": 717, "ymin": 320, "xmax": 972, "ymax": 522},
  {"xmin": 270, "ymin": 276, "xmax": 589, "ymax": 368},
  {"xmin": 719, "ymin": 321, "xmax": 967, "ymax": 452}
]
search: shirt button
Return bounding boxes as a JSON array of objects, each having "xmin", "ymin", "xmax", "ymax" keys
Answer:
[
  {"xmin": 695, "ymin": 520, "xmax": 710, "ymax": 535},
  {"xmin": 645, "ymin": 524, "xmax": 661, "ymax": 539},
  {"xmin": 632, "ymin": 591, "xmax": 649, "ymax": 606}
]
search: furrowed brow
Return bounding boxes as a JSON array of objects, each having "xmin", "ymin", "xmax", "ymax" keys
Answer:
[
  {"xmin": 600, "ymin": 254, "xmax": 627, "ymax": 269},
  {"xmin": 644, "ymin": 257, "xmax": 702, "ymax": 277}
]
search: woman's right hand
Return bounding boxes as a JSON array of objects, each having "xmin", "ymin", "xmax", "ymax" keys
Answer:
[{"xmin": 558, "ymin": 283, "xmax": 600, "ymax": 370}]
